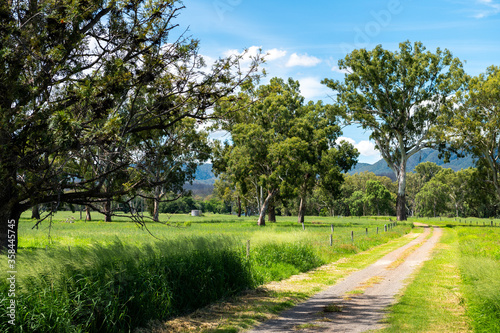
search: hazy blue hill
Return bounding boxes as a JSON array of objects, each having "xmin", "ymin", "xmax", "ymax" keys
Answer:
[
  {"xmin": 193, "ymin": 163, "xmax": 216, "ymax": 183},
  {"xmin": 349, "ymin": 148, "xmax": 475, "ymax": 178}
]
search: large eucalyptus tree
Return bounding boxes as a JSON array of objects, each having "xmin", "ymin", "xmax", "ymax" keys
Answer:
[
  {"xmin": 214, "ymin": 77, "xmax": 357, "ymax": 226},
  {"xmin": 323, "ymin": 41, "xmax": 465, "ymax": 220}
]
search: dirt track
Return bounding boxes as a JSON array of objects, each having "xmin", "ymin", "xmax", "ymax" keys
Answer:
[{"xmin": 248, "ymin": 225, "xmax": 442, "ymax": 333}]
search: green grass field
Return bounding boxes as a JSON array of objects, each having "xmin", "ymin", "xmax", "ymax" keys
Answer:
[
  {"xmin": 3, "ymin": 212, "xmax": 500, "ymax": 332},
  {"xmin": 17, "ymin": 211, "xmax": 406, "ymax": 252},
  {"xmin": 1, "ymin": 212, "xmax": 411, "ymax": 332}
]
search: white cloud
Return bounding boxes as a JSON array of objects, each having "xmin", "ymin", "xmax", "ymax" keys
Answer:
[
  {"xmin": 336, "ymin": 137, "xmax": 381, "ymax": 163},
  {"xmin": 286, "ymin": 53, "xmax": 322, "ymax": 67},
  {"xmin": 356, "ymin": 140, "xmax": 379, "ymax": 157},
  {"xmin": 223, "ymin": 45, "xmax": 262, "ymax": 62},
  {"xmin": 265, "ymin": 48, "xmax": 287, "ymax": 61},
  {"xmin": 297, "ymin": 77, "xmax": 331, "ymax": 100},
  {"xmin": 472, "ymin": 0, "xmax": 500, "ymax": 18},
  {"xmin": 336, "ymin": 137, "xmax": 356, "ymax": 145},
  {"xmin": 224, "ymin": 46, "xmax": 289, "ymax": 66}
]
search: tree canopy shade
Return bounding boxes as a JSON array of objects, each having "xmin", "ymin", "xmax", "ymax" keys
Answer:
[
  {"xmin": 0, "ymin": 0, "xmax": 263, "ymax": 250},
  {"xmin": 322, "ymin": 41, "xmax": 466, "ymax": 221},
  {"xmin": 448, "ymin": 66, "xmax": 500, "ymax": 203},
  {"xmin": 213, "ymin": 77, "xmax": 358, "ymax": 226}
]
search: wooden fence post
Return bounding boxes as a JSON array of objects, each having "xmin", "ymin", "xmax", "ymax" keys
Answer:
[
  {"xmin": 330, "ymin": 234, "xmax": 333, "ymax": 246},
  {"xmin": 351, "ymin": 231, "xmax": 354, "ymax": 242}
]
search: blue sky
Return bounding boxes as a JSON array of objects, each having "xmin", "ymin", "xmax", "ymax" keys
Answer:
[{"xmin": 176, "ymin": 0, "xmax": 500, "ymax": 163}]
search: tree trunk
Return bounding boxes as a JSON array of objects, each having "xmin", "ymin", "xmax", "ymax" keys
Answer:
[
  {"xmin": 298, "ymin": 197, "xmax": 306, "ymax": 223},
  {"xmin": 268, "ymin": 201, "xmax": 276, "ymax": 222},
  {"xmin": 104, "ymin": 201, "xmax": 112, "ymax": 222},
  {"xmin": 396, "ymin": 160, "xmax": 408, "ymax": 221},
  {"xmin": 298, "ymin": 175, "xmax": 310, "ymax": 223},
  {"xmin": 0, "ymin": 176, "xmax": 22, "ymax": 252},
  {"xmin": 237, "ymin": 196, "xmax": 242, "ymax": 217},
  {"xmin": 153, "ymin": 197, "xmax": 160, "ymax": 222},
  {"xmin": 257, "ymin": 189, "xmax": 278, "ymax": 226},
  {"xmin": 85, "ymin": 205, "xmax": 92, "ymax": 221},
  {"xmin": 31, "ymin": 205, "xmax": 40, "ymax": 220},
  {"xmin": 104, "ymin": 199, "xmax": 112, "ymax": 222},
  {"xmin": 396, "ymin": 194, "xmax": 406, "ymax": 221},
  {"xmin": 0, "ymin": 203, "xmax": 22, "ymax": 253}
]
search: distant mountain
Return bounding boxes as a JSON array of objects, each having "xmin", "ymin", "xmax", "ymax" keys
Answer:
[
  {"xmin": 193, "ymin": 163, "xmax": 216, "ymax": 184},
  {"xmin": 349, "ymin": 148, "xmax": 475, "ymax": 179},
  {"xmin": 184, "ymin": 164, "xmax": 216, "ymax": 197}
]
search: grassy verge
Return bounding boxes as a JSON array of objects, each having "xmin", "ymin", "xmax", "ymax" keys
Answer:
[
  {"xmin": 145, "ymin": 231, "xmax": 423, "ymax": 332},
  {"xmin": 457, "ymin": 227, "xmax": 500, "ymax": 332},
  {"xmin": 17, "ymin": 211, "xmax": 407, "ymax": 250},
  {"xmin": 378, "ymin": 228, "xmax": 470, "ymax": 332}
]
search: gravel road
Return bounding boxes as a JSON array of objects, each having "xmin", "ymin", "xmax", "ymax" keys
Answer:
[{"xmin": 248, "ymin": 225, "xmax": 442, "ymax": 333}]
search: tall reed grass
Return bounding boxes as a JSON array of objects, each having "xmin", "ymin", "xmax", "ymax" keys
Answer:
[{"xmin": 1, "ymin": 237, "xmax": 252, "ymax": 332}]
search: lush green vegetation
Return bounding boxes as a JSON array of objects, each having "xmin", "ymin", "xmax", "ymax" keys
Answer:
[
  {"xmin": 1, "ymin": 1, "xmax": 499, "ymax": 331},
  {"xmin": 323, "ymin": 41, "xmax": 466, "ymax": 221},
  {"xmin": 457, "ymin": 227, "xmax": 500, "ymax": 332},
  {"xmin": 379, "ymin": 219, "xmax": 500, "ymax": 332},
  {"xmin": 0, "ymin": 213, "xmax": 411, "ymax": 332},
  {"xmin": 159, "ymin": 229, "xmax": 424, "ymax": 332}
]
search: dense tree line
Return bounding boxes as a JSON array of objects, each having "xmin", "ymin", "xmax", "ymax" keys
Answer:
[
  {"xmin": 331, "ymin": 165, "xmax": 498, "ymax": 218},
  {"xmin": 212, "ymin": 77, "xmax": 358, "ymax": 225},
  {"xmin": 208, "ymin": 165, "xmax": 497, "ymax": 219}
]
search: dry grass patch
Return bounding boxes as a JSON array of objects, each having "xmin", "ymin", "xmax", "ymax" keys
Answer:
[{"xmin": 386, "ymin": 230, "xmax": 432, "ymax": 270}]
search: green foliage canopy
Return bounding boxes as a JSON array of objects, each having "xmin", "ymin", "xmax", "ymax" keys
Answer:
[
  {"xmin": 449, "ymin": 65, "xmax": 500, "ymax": 202},
  {"xmin": 0, "ymin": 0, "xmax": 262, "ymax": 250},
  {"xmin": 323, "ymin": 41, "xmax": 466, "ymax": 220},
  {"xmin": 214, "ymin": 77, "xmax": 357, "ymax": 225}
]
